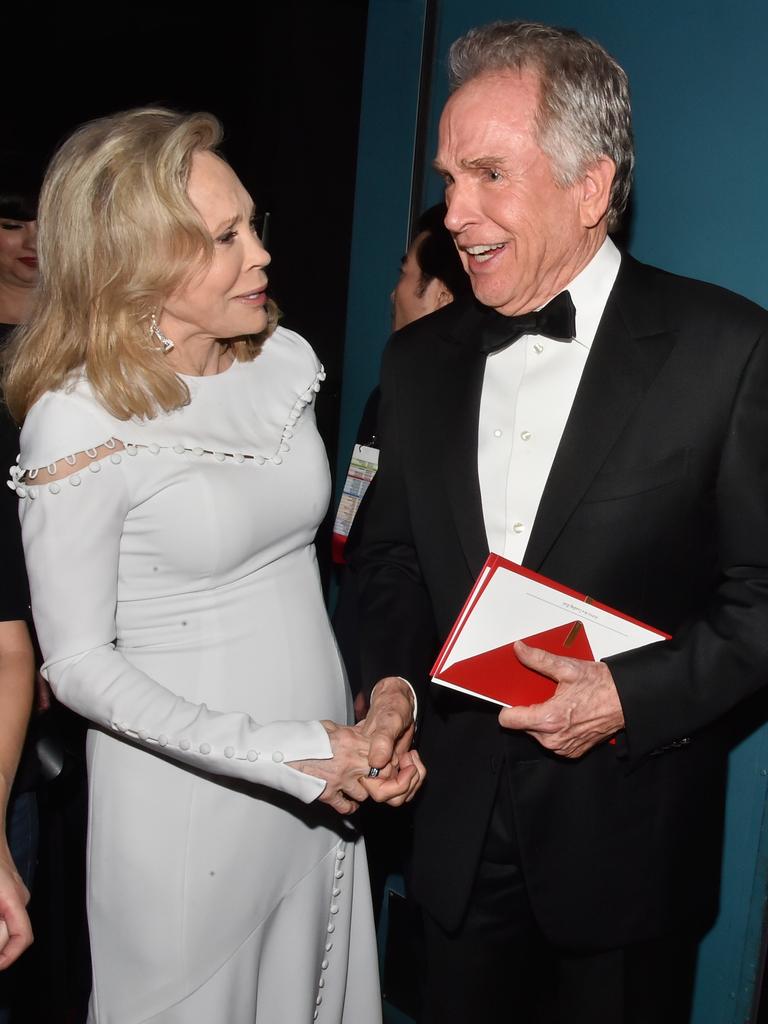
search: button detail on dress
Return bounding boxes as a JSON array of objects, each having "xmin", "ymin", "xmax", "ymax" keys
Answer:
[
  {"xmin": 272, "ymin": 751, "xmax": 284, "ymax": 763},
  {"xmin": 493, "ymin": 429, "xmax": 503, "ymax": 438},
  {"xmin": 520, "ymin": 430, "xmax": 532, "ymax": 441},
  {"xmin": 533, "ymin": 342, "xmax": 544, "ymax": 354},
  {"xmin": 224, "ymin": 746, "xmax": 235, "ymax": 759},
  {"xmin": 158, "ymin": 734, "xmax": 169, "ymax": 747},
  {"xmin": 512, "ymin": 522, "xmax": 525, "ymax": 534},
  {"xmin": 199, "ymin": 743, "xmax": 211, "ymax": 755},
  {"xmin": 179, "ymin": 738, "xmax": 191, "ymax": 751},
  {"xmin": 247, "ymin": 750, "xmax": 259, "ymax": 762}
]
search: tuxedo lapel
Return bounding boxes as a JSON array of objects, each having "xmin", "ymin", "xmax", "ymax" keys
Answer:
[
  {"xmin": 437, "ymin": 302, "xmax": 490, "ymax": 580},
  {"xmin": 523, "ymin": 257, "xmax": 679, "ymax": 570}
]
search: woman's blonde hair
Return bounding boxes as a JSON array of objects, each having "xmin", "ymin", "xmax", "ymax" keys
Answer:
[{"xmin": 3, "ymin": 107, "xmax": 277, "ymax": 422}]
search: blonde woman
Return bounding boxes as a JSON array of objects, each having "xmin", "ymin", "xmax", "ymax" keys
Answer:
[{"xmin": 3, "ymin": 109, "xmax": 423, "ymax": 1023}]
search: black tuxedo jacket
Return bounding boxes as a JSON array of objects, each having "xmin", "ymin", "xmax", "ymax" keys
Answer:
[{"xmin": 352, "ymin": 255, "xmax": 768, "ymax": 950}]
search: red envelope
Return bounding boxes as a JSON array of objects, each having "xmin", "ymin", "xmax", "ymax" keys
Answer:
[{"xmin": 437, "ymin": 620, "xmax": 595, "ymax": 706}]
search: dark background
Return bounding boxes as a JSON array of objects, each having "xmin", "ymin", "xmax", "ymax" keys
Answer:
[{"xmin": 4, "ymin": 0, "xmax": 370, "ymax": 465}]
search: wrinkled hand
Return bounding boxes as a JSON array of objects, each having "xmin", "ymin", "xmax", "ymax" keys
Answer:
[
  {"xmin": 358, "ymin": 677, "xmax": 426, "ymax": 806},
  {"xmin": 498, "ymin": 641, "xmax": 624, "ymax": 758},
  {"xmin": 0, "ymin": 844, "xmax": 32, "ymax": 969},
  {"xmin": 289, "ymin": 721, "xmax": 389, "ymax": 816}
]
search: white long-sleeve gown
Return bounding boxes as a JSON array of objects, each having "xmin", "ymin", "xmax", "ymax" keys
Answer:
[{"xmin": 12, "ymin": 328, "xmax": 381, "ymax": 1024}]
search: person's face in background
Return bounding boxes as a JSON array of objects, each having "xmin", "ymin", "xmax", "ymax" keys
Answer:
[
  {"xmin": 392, "ymin": 231, "xmax": 453, "ymax": 331},
  {"xmin": 0, "ymin": 218, "xmax": 38, "ymax": 290}
]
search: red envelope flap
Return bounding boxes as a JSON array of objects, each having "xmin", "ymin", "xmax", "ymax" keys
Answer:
[{"xmin": 437, "ymin": 620, "xmax": 594, "ymax": 707}]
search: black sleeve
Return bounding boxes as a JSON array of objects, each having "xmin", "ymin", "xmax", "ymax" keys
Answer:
[
  {"xmin": 608, "ymin": 329, "xmax": 768, "ymax": 761},
  {"xmin": 0, "ymin": 404, "xmax": 29, "ymax": 622}
]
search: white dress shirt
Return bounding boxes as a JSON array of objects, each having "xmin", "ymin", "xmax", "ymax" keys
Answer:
[{"xmin": 478, "ymin": 236, "xmax": 621, "ymax": 562}]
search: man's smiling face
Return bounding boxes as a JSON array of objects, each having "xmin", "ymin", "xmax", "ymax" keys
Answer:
[{"xmin": 435, "ymin": 67, "xmax": 599, "ymax": 316}]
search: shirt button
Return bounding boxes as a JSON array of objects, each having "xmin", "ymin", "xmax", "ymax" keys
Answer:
[
  {"xmin": 272, "ymin": 751, "xmax": 284, "ymax": 763},
  {"xmin": 520, "ymin": 430, "xmax": 532, "ymax": 441},
  {"xmin": 179, "ymin": 738, "xmax": 191, "ymax": 751},
  {"xmin": 533, "ymin": 342, "xmax": 544, "ymax": 354},
  {"xmin": 512, "ymin": 522, "xmax": 525, "ymax": 534}
]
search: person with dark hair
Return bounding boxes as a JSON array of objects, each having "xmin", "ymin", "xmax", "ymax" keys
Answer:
[
  {"xmin": 0, "ymin": 152, "xmax": 39, "ymax": 330},
  {"xmin": 334, "ymin": 203, "xmax": 470, "ymax": 703},
  {"xmin": 391, "ymin": 204, "xmax": 471, "ymax": 334},
  {"xmin": 353, "ymin": 19, "xmax": 768, "ymax": 1024},
  {"xmin": 0, "ymin": 150, "xmax": 39, "ymax": 990}
]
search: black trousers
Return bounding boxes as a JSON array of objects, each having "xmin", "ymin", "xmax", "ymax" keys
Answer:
[{"xmin": 420, "ymin": 760, "xmax": 698, "ymax": 1024}]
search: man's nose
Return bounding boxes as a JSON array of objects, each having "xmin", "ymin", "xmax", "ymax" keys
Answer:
[{"xmin": 443, "ymin": 182, "xmax": 476, "ymax": 236}]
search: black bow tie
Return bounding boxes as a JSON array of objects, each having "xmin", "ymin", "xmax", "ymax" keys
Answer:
[{"xmin": 479, "ymin": 290, "xmax": 576, "ymax": 354}]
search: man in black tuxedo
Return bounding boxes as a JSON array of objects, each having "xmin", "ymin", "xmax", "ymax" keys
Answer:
[{"xmin": 353, "ymin": 19, "xmax": 768, "ymax": 1024}]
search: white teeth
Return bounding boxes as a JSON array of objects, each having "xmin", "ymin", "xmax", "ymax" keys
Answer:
[
  {"xmin": 466, "ymin": 243, "xmax": 504, "ymax": 255},
  {"xmin": 466, "ymin": 243, "xmax": 505, "ymax": 263}
]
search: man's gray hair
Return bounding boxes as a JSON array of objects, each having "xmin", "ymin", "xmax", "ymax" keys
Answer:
[{"xmin": 449, "ymin": 21, "xmax": 634, "ymax": 231}]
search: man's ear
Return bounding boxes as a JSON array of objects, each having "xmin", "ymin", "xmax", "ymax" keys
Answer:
[
  {"xmin": 435, "ymin": 286, "xmax": 454, "ymax": 311},
  {"xmin": 579, "ymin": 156, "xmax": 616, "ymax": 229}
]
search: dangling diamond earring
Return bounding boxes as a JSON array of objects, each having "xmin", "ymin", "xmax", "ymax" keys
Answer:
[{"xmin": 149, "ymin": 312, "xmax": 175, "ymax": 353}]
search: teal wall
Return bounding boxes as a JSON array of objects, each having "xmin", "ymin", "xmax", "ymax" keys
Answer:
[
  {"xmin": 421, "ymin": 1, "xmax": 768, "ymax": 308},
  {"xmin": 342, "ymin": 3, "xmax": 768, "ymax": 1018},
  {"xmin": 336, "ymin": 0, "xmax": 430, "ymax": 490}
]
